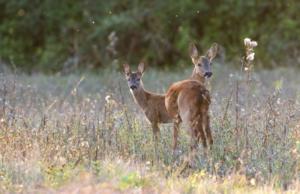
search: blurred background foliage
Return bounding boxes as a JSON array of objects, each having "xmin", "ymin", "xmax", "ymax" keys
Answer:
[{"xmin": 0, "ymin": 0, "xmax": 299, "ymax": 73}]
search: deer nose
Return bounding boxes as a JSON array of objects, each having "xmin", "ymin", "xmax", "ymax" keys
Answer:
[
  {"xmin": 130, "ymin": 85, "xmax": 137, "ymax": 90},
  {"xmin": 204, "ymin": 72, "xmax": 213, "ymax": 78}
]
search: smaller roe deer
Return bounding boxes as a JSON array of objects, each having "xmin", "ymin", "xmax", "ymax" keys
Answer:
[
  {"xmin": 123, "ymin": 63, "xmax": 172, "ymax": 141},
  {"xmin": 165, "ymin": 43, "xmax": 219, "ymax": 154}
]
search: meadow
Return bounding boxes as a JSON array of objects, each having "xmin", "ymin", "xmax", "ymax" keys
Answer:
[{"xmin": 0, "ymin": 62, "xmax": 300, "ymax": 193}]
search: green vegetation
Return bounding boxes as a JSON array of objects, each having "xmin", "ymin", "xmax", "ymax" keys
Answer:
[
  {"xmin": 1, "ymin": 1, "xmax": 300, "ymax": 193},
  {"xmin": 1, "ymin": 1, "xmax": 300, "ymax": 72},
  {"xmin": 0, "ymin": 64, "xmax": 300, "ymax": 193}
]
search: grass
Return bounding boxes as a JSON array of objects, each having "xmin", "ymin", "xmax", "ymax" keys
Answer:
[{"xmin": 0, "ymin": 64, "xmax": 300, "ymax": 193}]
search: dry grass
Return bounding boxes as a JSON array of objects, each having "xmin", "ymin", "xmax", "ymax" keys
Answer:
[{"xmin": 0, "ymin": 64, "xmax": 300, "ymax": 193}]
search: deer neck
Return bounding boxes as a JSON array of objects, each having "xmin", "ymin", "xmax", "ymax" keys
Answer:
[
  {"xmin": 190, "ymin": 68, "xmax": 205, "ymax": 84},
  {"xmin": 130, "ymin": 82, "xmax": 148, "ymax": 109}
]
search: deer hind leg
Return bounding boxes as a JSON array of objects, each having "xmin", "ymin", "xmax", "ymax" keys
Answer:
[
  {"xmin": 191, "ymin": 115, "xmax": 207, "ymax": 151},
  {"xmin": 185, "ymin": 117, "xmax": 206, "ymax": 168},
  {"xmin": 172, "ymin": 114, "xmax": 181, "ymax": 156},
  {"xmin": 204, "ymin": 114, "xmax": 213, "ymax": 147},
  {"xmin": 186, "ymin": 115, "xmax": 207, "ymax": 167}
]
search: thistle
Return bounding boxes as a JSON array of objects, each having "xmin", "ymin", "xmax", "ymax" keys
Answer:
[{"xmin": 243, "ymin": 38, "xmax": 258, "ymax": 73}]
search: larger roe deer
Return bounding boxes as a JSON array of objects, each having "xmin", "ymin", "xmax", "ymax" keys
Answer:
[{"xmin": 165, "ymin": 43, "xmax": 219, "ymax": 154}]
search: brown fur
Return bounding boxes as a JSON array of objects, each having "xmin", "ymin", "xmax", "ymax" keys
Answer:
[
  {"xmin": 123, "ymin": 63, "xmax": 172, "ymax": 139},
  {"xmin": 130, "ymin": 85, "xmax": 172, "ymax": 136},
  {"xmin": 165, "ymin": 43, "xmax": 218, "ymax": 153},
  {"xmin": 124, "ymin": 43, "xmax": 218, "ymax": 153},
  {"xmin": 165, "ymin": 80, "xmax": 212, "ymax": 150}
]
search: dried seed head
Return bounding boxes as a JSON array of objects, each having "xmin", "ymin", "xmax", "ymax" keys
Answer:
[
  {"xmin": 246, "ymin": 53, "xmax": 255, "ymax": 61},
  {"xmin": 250, "ymin": 178, "xmax": 256, "ymax": 186},
  {"xmin": 250, "ymin": 41, "xmax": 258, "ymax": 48},
  {"xmin": 244, "ymin": 38, "xmax": 258, "ymax": 49},
  {"xmin": 244, "ymin": 38, "xmax": 251, "ymax": 47},
  {"xmin": 105, "ymin": 95, "xmax": 111, "ymax": 103}
]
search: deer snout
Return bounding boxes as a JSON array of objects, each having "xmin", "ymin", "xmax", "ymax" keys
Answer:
[
  {"xmin": 204, "ymin": 72, "xmax": 213, "ymax": 78},
  {"xmin": 130, "ymin": 85, "xmax": 137, "ymax": 90}
]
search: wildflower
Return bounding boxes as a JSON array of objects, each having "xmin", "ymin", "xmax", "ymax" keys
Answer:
[
  {"xmin": 105, "ymin": 95, "xmax": 117, "ymax": 107},
  {"xmin": 250, "ymin": 178, "xmax": 256, "ymax": 186},
  {"xmin": 71, "ymin": 88, "xmax": 77, "ymax": 96},
  {"xmin": 80, "ymin": 141, "xmax": 89, "ymax": 148},
  {"xmin": 276, "ymin": 98, "xmax": 281, "ymax": 104},
  {"xmin": 250, "ymin": 41, "xmax": 258, "ymax": 48},
  {"xmin": 105, "ymin": 95, "xmax": 111, "ymax": 103},
  {"xmin": 58, "ymin": 157, "xmax": 67, "ymax": 166},
  {"xmin": 244, "ymin": 38, "xmax": 251, "ymax": 47},
  {"xmin": 246, "ymin": 52, "xmax": 255, "ymax": 61},
  {"xmin": 244, "ymin": 38, "xmax": 258, "ymax": 48}
]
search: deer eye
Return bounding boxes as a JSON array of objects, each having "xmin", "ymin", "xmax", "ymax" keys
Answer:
[
  {"xmin": 198, "ymin": 63, "xmax": 202, "ymax": 66},
  {"xmin": 137, "ymin": 78, "xmax": 140, "ymax": 81}
]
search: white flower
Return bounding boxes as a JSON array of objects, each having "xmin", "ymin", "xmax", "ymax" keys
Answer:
[
  {"xmin": 58, "ymin": 157, "xmax": 67, "ymax": 166},
  {"xmin": 244, "ymin": 38, "xmax": 251, "ymax": 47},
  {"xmin": 105, "ymin": 95, "xmax": 117, "ymax": 106},
  {"xmin": 244, "ymin": 38, "xmax": 258, "ymax": 48},
  {"xmin": 246, "ymin": 52, "xmax": 255, "ymax": 61},
  {"xmin": 250, "ymin": 41, "xmax": 258, "ymax": 48},
  {"xmin": 250, "ymin": 178, "xmax": 256, "ymax": 186},
  {"xmin": 80, "ymin": 141, "xmax": 89, "ymax": 148},
  {"xmin": 105, "ymin": 95, "xmax": 111, "ymax": 103}
]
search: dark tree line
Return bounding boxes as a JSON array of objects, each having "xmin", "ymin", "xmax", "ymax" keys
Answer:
[{"xmin": 0, "ymin": 0, "xmax": 299, "ymax": 72}]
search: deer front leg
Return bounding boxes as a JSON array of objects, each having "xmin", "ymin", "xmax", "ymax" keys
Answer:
[
  {"xmin": 151, "ymin": 122, "xmax": 160, "ymax": 142},
  {"xmin": 151, "ymin": 122, "xmax": 160, "ymax": 160}
]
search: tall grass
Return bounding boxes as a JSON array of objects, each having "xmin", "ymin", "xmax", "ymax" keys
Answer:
[{"xmin": 0, "ymin": 63, "xmax": 300, "ymax": 193}]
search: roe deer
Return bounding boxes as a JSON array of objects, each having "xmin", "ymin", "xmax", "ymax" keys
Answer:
[
  {"xmin": 165, "ymin": 43, "xmax": 219, "ymax": 154},
  {"xmin": 123, "ymin": 63, "xmax": 172, "ymax": 141}
]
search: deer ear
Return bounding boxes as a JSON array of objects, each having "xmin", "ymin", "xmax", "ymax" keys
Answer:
[
  {"xmin": 138, "ymin": 62, "xmax": 145, "ymax": 74},
  {"xmin": 123, "ymin": 64, "xmax": 130, "ymax": 75},
  {"xmin": 189, "ymin": 43, "xmax": 199, "ymax": 65},
  {"xmin": 206, "ymin": 43, "xmax": 219, "ymax": 61}
]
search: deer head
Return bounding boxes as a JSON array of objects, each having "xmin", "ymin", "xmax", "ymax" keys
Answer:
[
  {"xmin": 123, "ymin": 63, "xmax": 145, "ymax": 90},
  {"xmin": 189, "ymin": 43, "xmax": 219, "ymax": 79}
]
